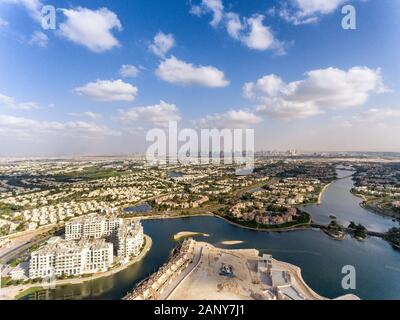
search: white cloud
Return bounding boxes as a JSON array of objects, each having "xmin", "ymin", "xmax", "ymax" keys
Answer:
[
  {"xmin": 0, "ymin": 93, "xmax": 40, "ymax": 110},
  {"xmin": 195, "ymin": 109, "xmax": 262, "ymax": 129},
  {"xmin": 225, "ymin": 12, "xmax": 242, "ymax": 39},
  {"xmin": 149, "ymin": 32, "xmax": 175, "ymax": 58},
  {"xmin": 75, "ymin": 79, "xmax": 138, "ymax": 102},
  {"xmin": 29, "ymin": 30, "xmax": 48, "ymax": 47},
  {"xmin": 0, "ymin": 114, "xmax": 120, "ymax": 139},
  {"xmin": 119, "ymin": 64, "xmax": 140, "ymax": 78},
  {"xmin": 257, "ymin": 99, "xmax": 322, "ymax": 119},
  {"xmin": 280, "ymin": 0, "xmax": 346, "ymax": 25},
  {"xmin": 246, "ymin": 67, "xmax": 388, "ymax": 119},
  {"xmin": 190, "ymin": 1, "xmax": 285, "ymax": 53},
  {"xmin": 243, "ymin": 74, "xmax": 284, "ymax": 99},
  {"xmin": 294, "ymin": 0, "xmax": 346, "ymax": 16},
  {"xmin": 59, "ymin": 7, "xmax": 122, "ymax": 53},
  {"xmin": 239, "ymin": 15, "xmax": 283, "ymax": 52},
  {"xmin": 156, "ymin": 56, "xmax": 229, "ymax": 88},
  {"xmin": 3, "ymin": 0, "xmax": 43, "ymax": 22},
  {"xmin": 190, "ymin": 0, "xmax": 224, "ymax": 27},
  {"xmin": 118, "ymin": 100, "xmax": 181, "ymax": 127}
]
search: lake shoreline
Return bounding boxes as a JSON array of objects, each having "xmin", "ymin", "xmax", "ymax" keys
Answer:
[
  {"xmin": 318, "ymin": 182, "xmax": 333, "ymax": 204},
  {"xmin": 213, "ymin": 213, "xmax": 312, "ymax": 233},
  {"xmin": 19, "ymin": 215, "xmax": 400, "ymax": 300}
]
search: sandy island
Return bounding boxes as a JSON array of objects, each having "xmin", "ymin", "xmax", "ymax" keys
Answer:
[
  {"xmin": 173, "ymin": 231, "xmax": 210, "ymax": 241},
  {"xmin": 221, "ymin": 240, "xmax": 244, "ymax": 245}
]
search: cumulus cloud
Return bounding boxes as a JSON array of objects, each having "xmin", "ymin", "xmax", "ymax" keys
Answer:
[
  {"xmin": 190, "ymin": 0, "xmax": 285, "ymax": 53},
  {"xmin": 118, "ymin": 100, "xmax": 181, "ymax": 127},
  {"xmin": 156, "ymin": 56, "xmax": 229, "ymax": 88},
  {"xmin": 195, "ymin": 109, "xmax": 262, "ymax": 129},
  {"xmin": 119, "ymin": 64, "xmax": 140, "ymax": 78},
  {"xmin": 0, "ymin": 93, "xmax": 40, "ymax": 110},
  {"xmin": 226, "ymin": 13, "xmax": 284, "ymax": 52},
  {"xmin": 59, "ymin": 7, "xmax": 122, "ymax": 53},
  {"xmin": 240, "ymin": 15, "xmax": 284, "ymax": 52},
  {"xmin": 190, "ymin": 0, "xmax": 224, "ymax": 27},
  {"xmin": 243, "ymin": 74, "xmax": 284, "ymax": 99},
  {"xmin": 0, "ymin": 114, "xmax": 120, "ymax": 139},
  {"xmin": 75, "ymin": 79, "xmax": 138, "ymax": 102},
  {"xmin": 245, "ymin": 67, "xmax": 388, "ymax": 119},
  {"xmin": 149, "ymin": 32, "xmax": 175, "ymax": 58},
  {"xmin": 225, "ymin": 12, "xmax": 242, "ymax": 39},
  {"xmin": 279, "ymin": 0, "xmax": 346, "ymax": 25},
  {"xmin": 29, "ymin": 30, "xmax": 48, "ymax": 47}
]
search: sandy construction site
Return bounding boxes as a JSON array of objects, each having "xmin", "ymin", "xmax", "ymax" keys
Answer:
[
  {"xmin": 169, "ymin": 242, "xmax": 260, "ymax": 300},
  {"xmin": 168, "ymin": 241, "xmax": 359, "ymax": 300}
]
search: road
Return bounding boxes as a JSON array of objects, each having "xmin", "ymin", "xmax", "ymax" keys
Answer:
[
  {"xmin": 0, "ymin": 226, "xmax": 58, "ymax": 264},
  {"xmin": 159, "ymin": 246, "xmax": 203, "ymax": 300}
]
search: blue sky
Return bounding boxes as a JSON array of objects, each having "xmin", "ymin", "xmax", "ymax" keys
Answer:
[{"xmin": 0, "ymin": 0, "xmax": 399, "ymax": 156}]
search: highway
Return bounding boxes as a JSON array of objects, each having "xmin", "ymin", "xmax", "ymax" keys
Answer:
[{"xmin": 0, "ymin": 227, "xmax": 59, "ymax": 264}]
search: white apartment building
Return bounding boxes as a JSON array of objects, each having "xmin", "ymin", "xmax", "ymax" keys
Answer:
[
  {"xmin": 29, "ymin": 239, "xmax": 113, "ymax": 279},
  {"xmin": 117, "ymin": 220, "xmax": 144, "ymax": 260},
  {"xmin": 65, "ymin": 215, "xmax": 123, "ymax": 241},
  {"xmin": 30, "ymin": 214, "xmax": 145, "ymax": 278}
]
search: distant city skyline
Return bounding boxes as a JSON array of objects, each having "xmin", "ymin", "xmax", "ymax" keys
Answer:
[{"xmin": 0, "ymin": 0, "xmax": 399, "ymax": 156}]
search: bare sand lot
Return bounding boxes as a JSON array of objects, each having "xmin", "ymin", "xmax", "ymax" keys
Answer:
[
  {"xmin": 168, "ymin": 243, "xmax": 259, "ymax": 300},
  {"xmin": 167, "ymin": 241, "xmax": 359, "ymax": 301}
]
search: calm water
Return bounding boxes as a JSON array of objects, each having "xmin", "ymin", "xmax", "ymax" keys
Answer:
[
  {"xmin": 168, "ymin": 171, "xmax": 183, "ymax": 178},
  {"xmin": 22, "ymin": 169, "xmax": 400, "ymax": 300},
  {"xmin": 302, "ymin": 169, "xmax": 399, "ymax": 233},
  {"xmin": 124, "ymin": 203, "xmax": 152, "ymax": 214}
]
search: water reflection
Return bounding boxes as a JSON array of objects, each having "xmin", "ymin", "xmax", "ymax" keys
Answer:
[{"xmin": 302, "ymin": 169, "xmax": 399, "ymax": 232}]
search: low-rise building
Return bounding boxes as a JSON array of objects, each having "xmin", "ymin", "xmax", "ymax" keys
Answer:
[
  {"xmin": 29, "ymin": 214, "xmax": 145, "ymax": 278},
  {"xmin": 65, "ymin": 215, "xmax": 122, "ymax": 241},
  {"xmin": 117, "ymin": 220, "xmax": 144, "ymax": 260},
  {"xmin": 8, "ymin": 262, "xmax": 29, "ymax": 280},
  {"xmin": 29, "ymin": 239, "xmax": 113, "ymax": 279}
]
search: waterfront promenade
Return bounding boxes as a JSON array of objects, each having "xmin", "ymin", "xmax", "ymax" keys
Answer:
[{"xmin": 159, "ymin": 246, "xmax": 203, "ymax": 300}]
